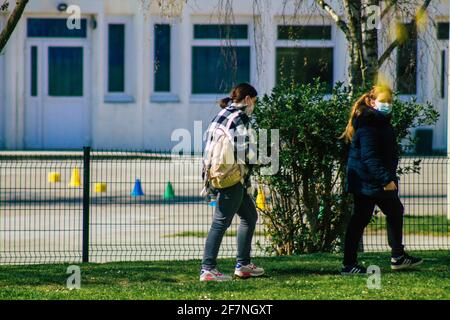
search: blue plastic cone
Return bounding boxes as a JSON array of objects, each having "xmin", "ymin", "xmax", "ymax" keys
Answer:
[
  {"xmin": 131, "ymin": 179, "xmax": 145, "ymax": 197},
  {"xmin": 209, "ymin": 200, "xmax": 217, "ymax": 207}
]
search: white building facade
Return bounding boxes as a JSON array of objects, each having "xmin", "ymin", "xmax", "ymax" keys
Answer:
[{"xmin": 0, "ymin": 0, "xmax": 448, "ymax": 153}]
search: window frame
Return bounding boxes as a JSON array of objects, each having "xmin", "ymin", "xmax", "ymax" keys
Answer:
[
  {"xmin": 190, "ymin": 18, "xmax": 254, "ymax": 101},
  {"xmin": 274, "ymin": 22, "xmax": 336, "ymax": 93},
  {"xmin": 104, "ymin": 16, "xmax": 135, "ymax": 104},
  {"xmin": 150, "ymin": 20, "xmax": 181, "ymax": 103}
]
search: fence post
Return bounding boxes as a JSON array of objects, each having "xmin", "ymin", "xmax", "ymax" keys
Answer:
[{"xmin": 82, "ymin": 146, "xmax": 91, "ymax": 263}]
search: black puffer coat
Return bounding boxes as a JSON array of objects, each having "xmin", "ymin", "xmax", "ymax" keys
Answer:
[{"xmin": 345, "ymin": 107, "xmax": 399, "ymax": 198}]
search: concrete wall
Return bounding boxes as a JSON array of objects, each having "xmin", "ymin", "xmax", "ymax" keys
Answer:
[{"xmin": 0, "ymin": 0, "xmax": 448, "ymax": 152}]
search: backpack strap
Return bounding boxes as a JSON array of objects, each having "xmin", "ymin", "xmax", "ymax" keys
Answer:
[
  {"xmin": 214, "ymin": 111, "xmax": 241, "ymax": 140},
  {"xmin": 226, "ymin": 111, "xmax": 242, "ymax": 131}
]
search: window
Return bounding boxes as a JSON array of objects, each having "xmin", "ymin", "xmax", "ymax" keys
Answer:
[
  {"xmin": 437, "ymin": 22, "xmax": 449, "ymax": 40},
  {"xmin": 276, "ymin": 47, "xmax": 333, "ymax": 91},
  {"xmin": 191, "ymin": 24, "xmax": 251, "ymax": 94},
  {"xmin": 441, "ymin": 50, "xmax": 446, "ymax": 99},
  {"xmin": 108, "ymin": 24, "xmax": 125, "ymax": 92},
  {"xmin": 27, "ymin": 18, "xmax": 87, "ymax": 38},
  {"xmin": 415, "ymin": 129, "xmax": 433, "ymax": 155},
  {"xmin": 48, "ymin": 47, "xmax": 83, "ymax": 96},
  {"xmin": 105, "ymin": 17, "xmax": 134, "ymax": 103},
  {"xmin": 194, "ymin": 24, "xmax": 248, "ymax": 39},
  {"xmin": 31, "ymin": 46, "xmax": 38, "ymax": 97},
  {"xmin": 192, "ymin": 46, "xmax": 250, "ymax": 94},
  {"xmin": 437, "ymin": 22, "xmax": 448, "ymax": 99},
  {"xmin": 154, "ymin": 24, "xmax": 171, "ymax": 92},
  {"xmin": 278, "ymin": 25, "xmax": 332, "ymax": 40},
  {"xmin": 276, "ymin": 25, "xmax": 334, "ymax": 93},
  {"xmin": 396, "ymin": 23, "xmax": 417, "ymax": 95}
]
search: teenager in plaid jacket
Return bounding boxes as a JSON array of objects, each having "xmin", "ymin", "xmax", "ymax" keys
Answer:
[{"xmin": 200, "ymin": 83, "xmax": 264, "ymax": 282}]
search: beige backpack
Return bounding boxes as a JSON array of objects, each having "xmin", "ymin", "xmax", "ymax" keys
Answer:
[{"xmin": 204, "ymin": 112, "xmax": 246, "ymax": 190}]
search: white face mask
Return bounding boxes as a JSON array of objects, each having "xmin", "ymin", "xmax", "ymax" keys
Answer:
[
  {"xmin": 244, "ymin": 103, "xmax": 255, "ymax": 116},
  {"xmin": 231, "ymin": 102, "xmax": 255, "ymax": 116},
  {"xmin": 374, "ymin": 100, "xmax": 392, "ymax": 115}
]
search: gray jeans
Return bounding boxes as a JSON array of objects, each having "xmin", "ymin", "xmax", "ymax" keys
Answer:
[{"xmin": 201, "ymin": 183, "xmax": 258, "ymax": 270}]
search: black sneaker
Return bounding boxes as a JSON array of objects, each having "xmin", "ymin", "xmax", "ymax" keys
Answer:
[
  {"xmin": 391, "ymin": 254, "xmax": 423, "ymax": 270},
  {"xmin": 341, "ymin": 265, "xmax": 367, "ymax": 275}
]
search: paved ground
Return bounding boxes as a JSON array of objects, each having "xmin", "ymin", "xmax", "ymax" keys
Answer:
[{"xmin": 0, "ymin": 153, "xmax": 449, "ymax": 264}]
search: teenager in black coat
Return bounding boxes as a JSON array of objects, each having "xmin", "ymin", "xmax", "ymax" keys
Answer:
[{"xmin": 340, "ymin": 86, "xmax": 423, "ymax": 275}]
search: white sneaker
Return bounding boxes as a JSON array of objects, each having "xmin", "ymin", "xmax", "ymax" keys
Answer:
[
  {"xmin": 199, "ymin": 268, "xmax": 232, "ymax": 282},
  {"xmin": 234, "ymin": 263, "xmax": 265, "ymax": 279}
]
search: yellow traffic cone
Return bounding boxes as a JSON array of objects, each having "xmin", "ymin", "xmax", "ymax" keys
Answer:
[
  {"xmin": 94, "ymin": 183, "xmax": 107, "ymax": 193},
  {"xmin": 256, "ymin": 187, "xmax": 266, "ymax": 211},
  {"xmin": 48, "ymin": 172, "xmax": 61, "ymax": 183},
  {"xmin": 68, "ymin": 167, "xmax": 81, "ymax": 187}
]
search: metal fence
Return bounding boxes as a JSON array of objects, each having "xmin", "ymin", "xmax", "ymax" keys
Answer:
[
  {"xmin": 365, "ymin": 156, "xmax": 449, "ymax": 251},
  {"xmin": 0, "ymin": 149, "xmax": 449, "ymax": 265}
]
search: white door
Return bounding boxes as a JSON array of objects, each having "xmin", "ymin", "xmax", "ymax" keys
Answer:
[{"xmin": 25, "ymin": 39, "xmax": 90, "ymax": 149}]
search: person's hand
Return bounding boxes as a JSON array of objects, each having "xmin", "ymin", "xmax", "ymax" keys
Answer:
[{"xmin": 383, "ymin": 181, "xmax": 397, "ymax": 191}]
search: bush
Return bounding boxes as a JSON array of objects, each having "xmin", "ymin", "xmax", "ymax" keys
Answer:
[{"xmin": 253, "ymin": 80, "xmax": 438, "ymax": 255}]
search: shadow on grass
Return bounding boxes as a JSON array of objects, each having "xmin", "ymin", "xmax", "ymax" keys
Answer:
[{"xmin": 0, "ymin": 264, "xmax": 194, "ymax": 287}]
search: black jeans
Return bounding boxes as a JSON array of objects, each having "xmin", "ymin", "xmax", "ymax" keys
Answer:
[
  {"xmin": 202, "ymin": 183, "xmax": 258, "ymax": 270},
  {"xmin": 343, "ymin": 193, "xmax": 405, "ymax": 266}
]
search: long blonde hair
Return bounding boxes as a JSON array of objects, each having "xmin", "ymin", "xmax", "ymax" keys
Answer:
[{"xmin": 340, "ymin": 86, "xmax": 393, "ymax": 143}]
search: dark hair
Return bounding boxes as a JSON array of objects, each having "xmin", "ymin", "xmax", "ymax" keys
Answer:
[{"xmin": 219, "ymin": 83, "xmax": 258, "ymax": 109}]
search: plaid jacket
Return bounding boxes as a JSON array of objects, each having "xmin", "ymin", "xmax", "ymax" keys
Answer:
[{"xmin": 203, "ymin": 104, "xmax": 257, "ymax": 185}]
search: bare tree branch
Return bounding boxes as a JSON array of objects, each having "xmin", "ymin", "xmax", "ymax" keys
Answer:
[
  {"xmin": 0, "ymin": 0, "xmax": 29, "ymax": 53},
  {"xmin": 418, "ymin": 0, "xmax": 432, "ymax": 16},
  {"xmin": 381, "ymin": 0, "xmax": 397, "ymax": 20},
  {"xmin": 378, "ymin": 0, "xmax": 432, "ymax": 68},
  {"xmin": 315, "ymin": 0, "xmax": 351, "ymax": 38},
  {"xmin": 378, "ymin": 39, "xmax": 398, "ymax": 68}
]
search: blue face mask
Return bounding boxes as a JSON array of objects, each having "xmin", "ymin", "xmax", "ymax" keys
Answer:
[{"xmin": 374, "ymin": 100, "xmax": 392, "ymax": 115}]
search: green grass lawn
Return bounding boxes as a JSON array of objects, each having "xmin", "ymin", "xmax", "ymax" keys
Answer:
[
  {"xmin": 166, "ymin": 230, "xmax": 266, "ymax": 238},
  {"xmin": 0, "ymin": 251, "xmax": 448, "ymax": 300},
  {"xmin": 166, "ymin": 215, "xmax": 449, "ymax": 239},
  {"xmin": 367, "ymin": 215, "xmax": 450, "ymax": 236}
]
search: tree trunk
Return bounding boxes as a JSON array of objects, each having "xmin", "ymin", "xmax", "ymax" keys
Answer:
[
  {"xmin": 348, "ymin": 41, "xmax": 364, "ymax": 91},
  {"xmin": 343, "ymin": 0, "xmax": 364, "ymax": 91},
  {"xmin": 0, "ymin": 0, "xmax": 29, "ymax": 53},
  {"xmin": 361, "ymin": 0, "xmax": 380, "ymax": 87}
]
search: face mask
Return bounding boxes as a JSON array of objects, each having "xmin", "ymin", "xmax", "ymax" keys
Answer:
[
  {"xmin": 374, "ymin": 100, "xmax": 392, "ymax": 115},
  {"xmin": 231, "ymin": 102, "xmax": 254, "ymax": 116},
  {"xmin": 244, "ymin": 104, "xmax": 255, "ymax": 116}
]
